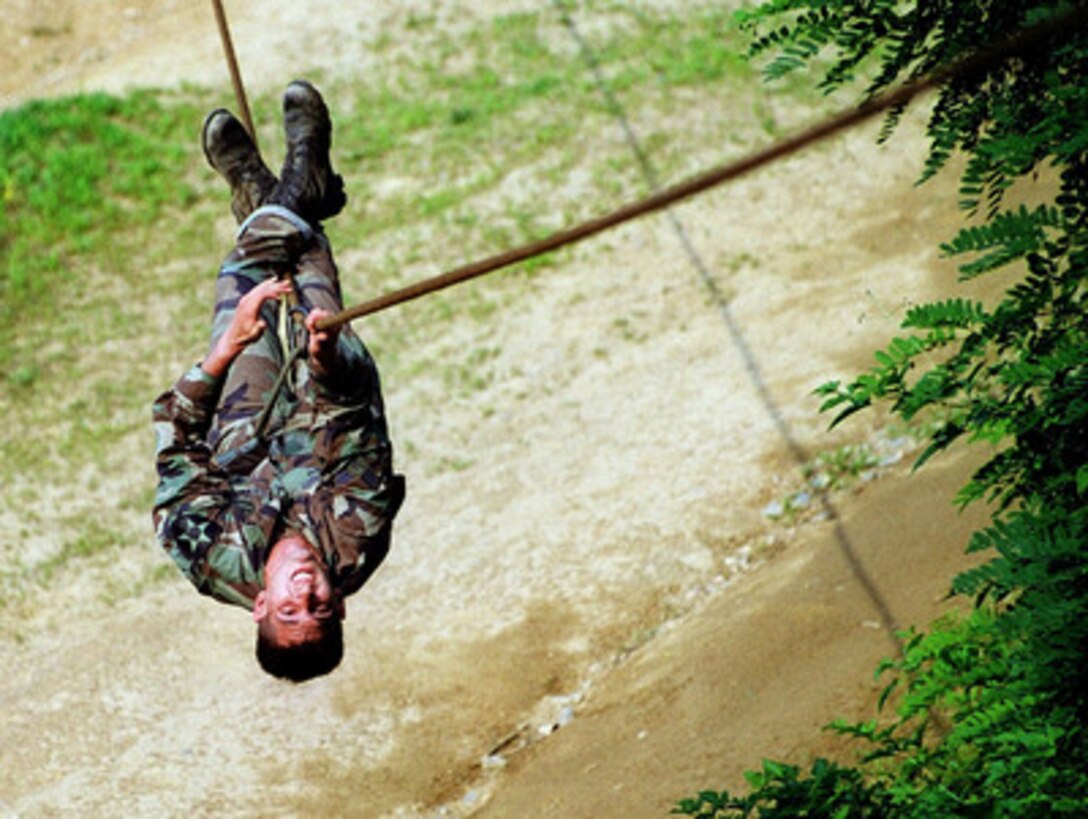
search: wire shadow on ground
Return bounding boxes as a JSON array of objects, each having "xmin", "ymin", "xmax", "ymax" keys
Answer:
[{"xmin": 555, "ymin": 1, "xmax": 902, "ymax": 653}]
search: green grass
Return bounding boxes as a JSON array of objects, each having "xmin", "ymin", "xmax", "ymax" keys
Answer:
[
  {"xmin": 0, "ymin": 91, "xmax": 202, "ymax": 362},
  {"xmin": 0, "ymin": 2, "xmax": 826, "ymax": 623}
]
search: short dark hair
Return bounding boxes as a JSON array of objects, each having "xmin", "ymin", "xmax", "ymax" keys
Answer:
[{"xmin": 255, "ymin": 615, "xmax": 343, "ymax": 682}]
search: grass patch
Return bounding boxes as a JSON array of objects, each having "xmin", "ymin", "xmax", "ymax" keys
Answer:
[{"xmin": 0, "ymin": 91, "xmax": 202, "ymax": 366}]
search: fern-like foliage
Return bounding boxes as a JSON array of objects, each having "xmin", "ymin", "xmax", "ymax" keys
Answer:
[
  {"xmin": 672, "ymin": 757, "xmax": 892, "ymax": 818},
  {"xmin": 678, "ymin": 2, "xmax": 1088, "ymax": 816},
  {"xmin": 737, "ymin": 1, "xmax": 1088, "ymax": 214}
]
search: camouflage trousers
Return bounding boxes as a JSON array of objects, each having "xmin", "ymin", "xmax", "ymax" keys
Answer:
[{"xmin": 207, "ymin": 205, "xmax": 355, "ymax": 467}]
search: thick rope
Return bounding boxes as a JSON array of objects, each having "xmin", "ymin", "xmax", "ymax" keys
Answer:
[
  {"xmin": 211, "ymin": 0, "xmax": 258, "ymax": 148},
  {"xmin": 314, "ymin": 6, "xmax": 1085, "ymax": 333}
]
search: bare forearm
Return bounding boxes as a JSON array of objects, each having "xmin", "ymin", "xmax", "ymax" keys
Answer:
[{"xmin": 201, "ymin": 334, "xmax": 243, "ymax": 379}]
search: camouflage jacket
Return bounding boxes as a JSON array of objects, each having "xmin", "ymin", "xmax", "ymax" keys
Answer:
[{"xmin": 152, "ymin": 341, "xmax": 404, "ymax": 610}]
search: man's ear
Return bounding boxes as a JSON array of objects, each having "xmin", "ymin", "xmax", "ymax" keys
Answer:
[{"xmin": 253, "ymin": 591, "xmax": 268, "ymax": 622}]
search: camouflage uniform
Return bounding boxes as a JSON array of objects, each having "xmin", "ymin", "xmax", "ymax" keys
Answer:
[{"xmin": 152, "ymin": 206, "xmax": 404, "ymax": 610}]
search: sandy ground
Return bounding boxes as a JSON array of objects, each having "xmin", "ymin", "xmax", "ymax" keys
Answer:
[{"xmin": 0, "ymin": 2, "xmax": 1012, "ymax": 817}]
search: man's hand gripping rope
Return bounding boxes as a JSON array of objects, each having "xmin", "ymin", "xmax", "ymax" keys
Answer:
[
  {"xmin": 201, "ymin": 277, "xmax": 294, "ymax": 379},
  {"xmin": 200, "ymin": 274, "xmax": 341, "ymax": 439},
  {"xmin": 304, "ymin": 307, "xmax": 341, "ymax": 376}
]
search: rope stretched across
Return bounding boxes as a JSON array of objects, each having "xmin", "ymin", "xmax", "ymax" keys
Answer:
[{"xmin": 314, "ymin": 7, "xmax": 1084, "ymax": 333}]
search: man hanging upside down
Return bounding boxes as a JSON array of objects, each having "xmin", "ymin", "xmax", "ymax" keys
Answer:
[{"xmin": 152, "ymin": 81, "xmax": 404, "ymax": 682}]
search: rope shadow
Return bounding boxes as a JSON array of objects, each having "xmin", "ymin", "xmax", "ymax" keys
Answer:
[{"xmin": 555, "ymin": 2, "xmax": 902, "ymax": 654}]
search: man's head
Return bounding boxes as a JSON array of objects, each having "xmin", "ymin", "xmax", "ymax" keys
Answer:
[{"xmin": 254, "ymin": 534, "xmax": 345, "ymax": 682}]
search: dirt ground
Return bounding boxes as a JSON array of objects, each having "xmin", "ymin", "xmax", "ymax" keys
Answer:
[{"xmin": 0, "ymin": 2, "xmax": 1014, "ymax": 817}]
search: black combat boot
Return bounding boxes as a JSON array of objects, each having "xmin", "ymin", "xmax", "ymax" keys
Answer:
[
  {"xmin": 201, "ymin": 109, "xmax": 278, "ymax": 224},
  {"xmin": 269, "ymin": 80, "xmax": 347, "ymax": 224}
]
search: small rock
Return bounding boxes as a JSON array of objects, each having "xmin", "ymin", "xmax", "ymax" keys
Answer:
[{"xmin": 789, "ymin": 490, "xmax": 811, "ymax": 510}]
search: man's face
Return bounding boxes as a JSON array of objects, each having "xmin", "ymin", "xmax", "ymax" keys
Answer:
[{"xmin": 253, "ymin": 535, "xmax": 343, "ymax": 645}]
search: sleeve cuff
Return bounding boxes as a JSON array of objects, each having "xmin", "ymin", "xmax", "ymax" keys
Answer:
[
  {"xmin": 309, "ymin": 337, "xmax": 371, "ymax": 403},
  {"xmin": 173, "ymin": 364, "xmax": 223, "ymax": 428}
]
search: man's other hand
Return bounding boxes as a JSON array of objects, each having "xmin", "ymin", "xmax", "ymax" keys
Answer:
[
  {"xmin": 202, "ymin": 278, "xmax": 294, "ymax": 378},
  {"xmin": 305, "ymin": 308, "xmax": 342, "ymax": 376}
]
